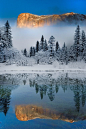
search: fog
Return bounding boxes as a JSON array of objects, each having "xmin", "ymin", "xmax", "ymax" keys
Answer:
[{"xmin": 0, "ymin": 20, "xmax": 86, "ymax": 51}]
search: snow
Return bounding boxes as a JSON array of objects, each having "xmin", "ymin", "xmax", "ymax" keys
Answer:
[
  {"xmin": 1, "ymin": 61, "xmax": 86, "ymax": 74},
  {"xmin": 1, "ymin": 46, "xmax": 86, "ymax": 74},
  {"xmin": 1, "ymin": 47, "xmax": 86, "ymax": 74}
]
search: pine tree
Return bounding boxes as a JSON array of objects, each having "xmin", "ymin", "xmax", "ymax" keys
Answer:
[
  {"xmin": 74, "ymin": 25, "xmax": 81, "ymax": 61},
  {"xmin": 68, "ymin": 45, "xmax": 75, "ymax": 62},
  {"xmin": 30, "ymin": 47, "xmax": 35, "ymax": 56},
  {"xmin": 60, "ymin": 43, "xmax": 64, "ymax": 63},
  {"xmin": 60, "ymin": 43, "xmax": 68, "ymax": 64},
  {"xmin": 40, "ymin": 35, "xmax": 44, "ymax": 50},
  {"xmin": 65, "ymin": 46, "xmax": 68, "ymax": 65},
  {"xmin": 30, "ymin": 47, "xmax": 32, "ymax": 57},
  {"xmin": 81, "ymin": 31, "xmax": 85, "ymax": 52},
  {"xmin": 83, "ymin": 34, "xmax": 86, "ymax": 62},
  {"xmin": 36, "ymin": 41, "xmax": 39, "ymax": 52},
  {"xmin": 32, "ymin": 47, "xmax": 35, "ymax": 56},
  {"xmin": 81, "ymin": 31, "xmax": 86, "ymax": 60},
  {"xmin": 0, "ymin": 29, "xmax": 4, "ymax": 48},
  {"xmin": 55, "ymin": 41, "xmax": 61, "ymax": 61},
  {"xmin": 43, "ymin": 39, "xmax": 48, "ymax": 51},
  {"xmin": 48, "ymin": 36, "xmax": 55, "ymax": 56},
  {"xmin": 56, "ymin": 41, "xmax": 59, "ymax": 52},
  {"xmin": 4, "ymin": 21, "xmax": 13, "ymax": 48},
  {"xmin": 24, "ymin": 48, "xmax": 27, "ymax": 57}
]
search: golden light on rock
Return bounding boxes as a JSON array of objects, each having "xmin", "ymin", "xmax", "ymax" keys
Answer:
[
  {"xmin": 15, "ymin": 105, "xmax": 75, "ymax": 123},
  {"xmin": 17, "ymin": 12, "xmax": 86, "ymax": 28}
]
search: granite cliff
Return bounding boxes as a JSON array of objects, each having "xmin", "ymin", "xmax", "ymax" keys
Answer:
[{"xmin": 17, "ymin": 12, "xmax": 86, "ymax": 28}]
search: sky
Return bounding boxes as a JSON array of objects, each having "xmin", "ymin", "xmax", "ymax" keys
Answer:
[
  {"xmin": 0, "ymin": 0, "xmax": 86, "ymax": 51},
  {"xmin": 0, "ymin": 0, "xmax": 86, "ymax": 20}
]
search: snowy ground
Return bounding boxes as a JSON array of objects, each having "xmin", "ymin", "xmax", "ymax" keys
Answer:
[
  {"xmin": 1, "ymin": 47, "xmax": 86, "ymax": 74},
  {"xmin": 0, "ymin": 63, "xmax": 86, "ymax": 74}
]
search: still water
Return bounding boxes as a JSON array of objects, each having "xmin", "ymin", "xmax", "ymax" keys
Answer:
[{"xmin": 0, "ymin": 72, "xmax": 86, "ymax": 129}]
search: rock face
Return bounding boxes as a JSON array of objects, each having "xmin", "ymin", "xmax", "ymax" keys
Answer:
[{"xmin": 17, "ymin": 12, "xmax": 86, "ymax": 28}]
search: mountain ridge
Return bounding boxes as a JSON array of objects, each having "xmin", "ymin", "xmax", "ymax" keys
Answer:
[{"xmin": 17, "ymin": 12, "xmax": 86, "ymax": 28}]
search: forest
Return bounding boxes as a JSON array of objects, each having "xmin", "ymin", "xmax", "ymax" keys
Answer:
[{"xmin": 0, "ymin": 21, "xmax": 86, "ymax": 65}]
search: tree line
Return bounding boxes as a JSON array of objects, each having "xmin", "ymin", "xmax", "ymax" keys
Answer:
[
  {"xmin": 0, "ymin": 21, "xmax": 86, "ymax": 65},
  {"xmin": 23, "ymin": 25, "xmax": 86, "ymax": 64},
  {"xmin": 22, "ymin": 35, "xmax": 48, "ymax": 57}
]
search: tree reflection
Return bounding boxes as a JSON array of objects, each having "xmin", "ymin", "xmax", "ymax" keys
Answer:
[
  {"xmin": 48, "ymin": 84, "xmax": 55, "ymax": 101},
  {"xmin": 28, "ymin": 73, "xmax": 86, "ymax": 112},
  {"xmin": 1, "ymin": 73, "xmax": 86, "ymax": 114},
  {"xmin": 23, "ymin": 80, "xmax": 26, "ymax": 85},
  {"xmin": 0, "ymin": 87, "xmax": 11, "ymax": 116},
  {"xmin": 0, "ymin": 74, "xmax": 19, "ymax": 116},
  {"xmin": 35, "ymin": 83, "xmax": 39, "ymax": 93}
]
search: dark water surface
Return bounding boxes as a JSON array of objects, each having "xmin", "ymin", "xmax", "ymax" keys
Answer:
[{"xmin": 0, "ymin": 72, "xmax": 86, "ymax": 129}]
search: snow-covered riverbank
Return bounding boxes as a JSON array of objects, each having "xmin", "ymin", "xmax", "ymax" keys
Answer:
[{"xmin": 1, "ymin": 63, "xmax": 86, "ymax": 74}]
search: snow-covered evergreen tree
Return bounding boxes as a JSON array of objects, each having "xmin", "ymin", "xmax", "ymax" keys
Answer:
[
  {"xmin": 30, "ymin": 47, "xmax": 35, "ymax": 57},
  {"xmin": 73, "ymin": 25, "xmax": 81, "ymax": 61},
  {"xmin": 32, "ymin": 47, "xmax": 35, "ymax": 56},
  {"xmin": 83, "ymin": 35, "xmax": 86, "ymax": 62},
  {"xmin": 0, "ymin": 29, "xmax": 3, "ymax": 52},
  {"xmin": 81, "ymin": 31, "xmax": 85, "ymax": 52},
  {"xmin": 60, "ymin": 43, "xmax": 68, "ymax": 64},
  {"xmin": 55, "ymin": 42, "xmax": 61, "ymax": 61},
  {"xmin": 56, "ymin": 41, "xmax": 59, "ymax": 52},
  {"xmin": 81, "ymin": 31, "xmax": 86, "ymax": 59},
  {"xmin": 24, "ymin": 48, "xmax": 27, "ymax": 57},
  {"xmin": 0, "ymin": 28, "xmax": 5, "ymax": 48},
  {"xmin": 43, "ymin": 39, "xmax": 48, "ymax": 51},
  {"xmin": 4, "ymin": 21, "xmax": 13, "ymax": 48},
  {"xmin": 68, "ymin": 45, "xmax": 75, "ymax": 62},
  {"xmin": 36, "ymin": 41, "xmax": 39, "ymax": 52},
  {"xmin": 30, "ymin": 47, "xmax": 32, "ymax": 57},
  {"xmin": 48, "ymin": 36, "xmax": 55, "ymax": 56},
  {"xmin": 40, "ymin": 35, "xmax": 44, "ymax": 50},
  {"xmin": 65, "ymin": 46, "xmax": 68, "ymax": 65}
]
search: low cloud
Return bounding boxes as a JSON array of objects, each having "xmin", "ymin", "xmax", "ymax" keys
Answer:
[{"xmin": 0, "ymin": 20, "xmax": 86, "ymax": 51}]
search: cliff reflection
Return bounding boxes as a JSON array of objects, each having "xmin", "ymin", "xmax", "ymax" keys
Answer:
[
  {"xmin": 15, "ymin": 105, "xmax": 74, "ymax": 123},
  {"xmin": 0, "ymin": 73, "xmax": 86, "ymax": 116},
  {"xmin": 28, "ymin": 73, "xmax": 86, "ymax": 112}
]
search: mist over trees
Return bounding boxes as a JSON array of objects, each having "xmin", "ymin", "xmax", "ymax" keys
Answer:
[
  {"xmin": 0, "ymin": 21, "xmax": 86, "ymax": 65},
  {"xmin": 24, "ymin": 25, "xmax": 86, "ymax": 64}
]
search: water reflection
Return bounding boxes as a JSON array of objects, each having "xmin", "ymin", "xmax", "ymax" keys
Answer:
[
  {"xmin": 0, "ymin": 74, "xmax": 19, "ymax": 115},
  {"xmin": 0, "ymin": 87, "xmax": 11, "ymax": 116},
  {"xmin": 0, "ymin": 73, "xmax": 86, "ymax": 116},
  {"xmin": 28, "ymin": 73, "xmax": 86, "ymax": 112},
  {"xmin": 15, "ymin": 105, "xmax": 74, "ymax": 123}
]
